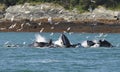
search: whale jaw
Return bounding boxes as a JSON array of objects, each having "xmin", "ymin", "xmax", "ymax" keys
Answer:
[
  {"xmin": 31, "ymin": 34, "xmax": 53, "ymax": 47},
  {"xmin": 33, "ymin": 42, "xmax": 51, "ymax": 47},
  {"xmin": 61, "ymin": 34, "xmax": 71, "ymax": 47},
  {"xmin": 54, "ymin": 34, "xmax": 71, "ymax": 48}
]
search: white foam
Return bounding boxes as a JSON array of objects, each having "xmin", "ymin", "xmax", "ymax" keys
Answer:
[
  {"xmin": 35, "ymin": 34, "xmax": 48, "ymax": 43},
  {"xmin": 81, "ymin": 41, "xmax": 89, "ymax": 48},
  {"xmin": 54, "ymin": 37, "xmax": 63, "ymax": 47},
  {"xmin": 25, "ymin": 59, "xmax": 60, "ymax": 63},
  {"xmin": 91, "ymin": 43, "xmax": 100, "ymax": 48}
]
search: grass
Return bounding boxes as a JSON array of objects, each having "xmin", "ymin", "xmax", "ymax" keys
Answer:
[
  {"xmin": 0, "ymin": 4, "xmax": 5, "ymax": 10},
  {"xmin": 74, "ymin": 5, "xmax": 86, "ymax": 13},
  {"xmin": 28, "ymin": 1, "xmax": 43, "ymax": 6},
  {"xmin": 107, "ymin": 4, "xmax": 120, "ymax": 11}
]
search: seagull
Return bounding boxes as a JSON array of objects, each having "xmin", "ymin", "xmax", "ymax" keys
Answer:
[
  {"xmin": 0, "ymin": 28, "xmax": 6, "ymax": 30},
  {"xmin": 9, "ymin": 23, "xmax": 16, "ymax": 29},
  {"xmin": 59, "ymin": 10, "xmax": 63, "ymax": 14},
  {"xmin": 40, "ymin": 28, "xmax": 44, "ymax": 33},
  {"xmin": 4, "ymin": 41, "xmax": 10, "ymax": 45},
  {"xmin": 92, "ymin": 14, "xmax": 96, "ymax": 18},
  {"xmin": 114, "ymin": 13, "xmax": 120, "ymax": 20},
  {"xmin": 90, "ymin": 0, "xmax": 96, "ymax": 3},
  {"xmin": 38, "ymin": 22, "xmax": 42, "ymax": 26},
  {"xmin": 51, "ymin": 26, "xmax": 54, "ymax": 30},
  {"xmin": 30, "ymin": 17, "xmax": 33, "ymax": 21},
  {"xmin": 11, "ymin": 16, "xmax": 14, "ymax": 22},
  {"xmin": 41, "ymin": 5, "xmax": 43, "ymax": 10},
  {"xmin": 86, "ymin": 36, "xmax": 90, "ymax": 39},
  {"xmin": 23, "ymin": 42, "xmax": 26, "ymax": 45},
  {"xmin": 69, "ymin": 32, "xmax": 74, "ymax": 35},
  {"xmin": 21, "ymin": 23, "xmax": 24, "ymax": 28},
  {"xmin": 67, "ymin": 27, "xmax": 71, "ymax": 31},
  {"xmin": 48, "ymin": 17, "xmax": 52, "ymax": 24},
  {"xmin": 88, "ymin": 6, "xmax": 93, "ymax": 13},
  {"xmin": 50, "ymin": 32, "xmax": 54, "ymax": 36},
  {"xmin": 54, "ymin": 22, "xmax": 60, "ymax": 25},
  {"xmin": 17, "ymin": 23, "xmax": 24, "ymax": 31}
]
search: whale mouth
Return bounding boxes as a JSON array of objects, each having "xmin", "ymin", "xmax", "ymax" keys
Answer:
[
  {"xmin": 31, "ymin": 34, "xmax": 52, "ymax": 47},
  {"xmin": 54, "ymin": 34, "xmax": 71, "ymax": 47},
  {"xmin": 61, "ymin": 34, "xmax": 71, "ymax": 47}
]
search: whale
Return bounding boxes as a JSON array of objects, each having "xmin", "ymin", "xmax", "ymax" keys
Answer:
[
  {"xmin": 30, "ymin": 33, "xmax": 113, "ymax": 48},
  {"xmin": 61, "ymin": 34, "xmax": 71, "ymax": 47},
  {"xmin": 54, "ymin": 34, "xmax": 81, "ymax": 48},
  {"xmin": 31, "ymin": 33, "xmax": 78, "ymax": 48},
  {"xmin": 99, "ymin": 39, "xmax": 113, "ymax": 47},
  {"xmin": 32, "ymin": 39, "xmax": 52, "ymax": 47},
  {"xmin": 81, "ymin": 39, "xmax": 113, "ymax": 48},
  {"xmin": 81, "ymin": 40, "xmax": 95, "ymax": 48},
  {"xmin": 54, "ymin": 34, "xmax": 71, "ymax": 47},
  {"xmin": 31, "ymin": 34, "xmax": 53, "ymax": 47}
]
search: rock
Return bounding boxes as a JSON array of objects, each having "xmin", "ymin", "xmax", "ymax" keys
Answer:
[
  {"xmin": 0, "ymin": 10, "xmax": 4, "ymax": 19},
  {"xmin": 3, "ymin": 3, "xmax": 120, "ymax": 21}
]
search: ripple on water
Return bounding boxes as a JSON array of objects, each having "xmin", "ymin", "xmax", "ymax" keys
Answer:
[{"xmin": 0, "ymin": 33, "xmax": 120, "ymax": 72}]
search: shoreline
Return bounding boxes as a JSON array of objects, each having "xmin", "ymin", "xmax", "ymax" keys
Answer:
[
  {"xmin": 0, "ymin": 3, "xmax": 120, "ymax": 33},
  {"xmin": 0, "ymin": 19, "xmax": 120, "ymax": 33}
]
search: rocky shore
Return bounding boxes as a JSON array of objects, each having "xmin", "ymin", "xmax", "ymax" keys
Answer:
[{"xmin": 0, "ymin": 3, "xmax": 120, "ymax": 33}]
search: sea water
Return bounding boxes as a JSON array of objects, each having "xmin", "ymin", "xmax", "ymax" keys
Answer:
[{"xmin": 0, "ymin": 32, "xmax": 120, "ymax": 72}]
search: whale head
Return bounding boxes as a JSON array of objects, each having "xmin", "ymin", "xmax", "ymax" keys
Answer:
[
  {"xmin": 54, "ymin": 34, "xmax": 71, "ymax": 47},
  {"xmin": 32, "ymin": 34, "xmax": 52, "ymax": 47},
  {"xmin": 99, "ymin": 39, "xmax": 113, "ymax": 47}
]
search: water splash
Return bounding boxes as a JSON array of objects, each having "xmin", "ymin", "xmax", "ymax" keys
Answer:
[{"xmin": 35, "ymin": 34, "xmax": 48, "ymax": 43}]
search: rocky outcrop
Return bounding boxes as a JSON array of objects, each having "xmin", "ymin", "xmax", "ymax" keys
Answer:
[
  {"xmin": 1, "ymin": 3, "xmax": 120, "ymax": 21},
  {"xmin": 0, "ymin": 10, "xmax": 4, "ymax": 19},
  {"xmin": 4, "ymin": 3, "xmax": 78, "ymax": 21}
]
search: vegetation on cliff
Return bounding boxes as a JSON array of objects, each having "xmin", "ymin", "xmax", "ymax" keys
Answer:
[{"xmin": 0, "ymin": 0, "xmax": 120, "ymax": 12}]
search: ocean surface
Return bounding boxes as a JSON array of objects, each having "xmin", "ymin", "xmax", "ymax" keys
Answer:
[{"xmin": 0, "ymin": 32, "xmax": 120, "ymax": 72}]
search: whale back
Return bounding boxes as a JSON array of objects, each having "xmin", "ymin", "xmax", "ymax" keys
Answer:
[
  {"xmin": 99, "ymin": 40, "xmax": 113, "ymax": 47},
  {"xmin": 87, "ymin": 40, "xmax": 95, "ymax": 46}
]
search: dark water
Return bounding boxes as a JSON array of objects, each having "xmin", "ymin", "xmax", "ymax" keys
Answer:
[{"xmin": 0, "ymin": 32, "xmax": 120, "ymax": 72}]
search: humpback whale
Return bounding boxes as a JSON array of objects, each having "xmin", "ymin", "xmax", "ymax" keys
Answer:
[
  {"xmin": 81, "ymin": 40, "xmax": 95, "ymax": 48},
  {"xmin": 54, "ymin": 34, "xmax": 81, "ymax": 48},
  {"xmin": 99, "ymin": 39, "xmax": 113, "ymax": 47},
  {"xmin": 32, "ymin": 34, "xmax": 52, "ymax": 47},
  {"xmin": 61, "ymin": 34, "xmax": 71, "ymax": 47},
  {"xmin": 30, "ymin": 33, "xmax": 113, "ymax": 48},
  {"xmin": 81, "ymin": 39, "xmax": 113, "ymax": 48},
  {"xmin": 54, "ymin": 34, "xmax": 71, "ymax": 47}
]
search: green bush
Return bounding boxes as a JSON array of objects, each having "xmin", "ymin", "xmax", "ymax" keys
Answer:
[{"xmin": 0, "ymin": 0, "xmax": 120, "ymax": 11}]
